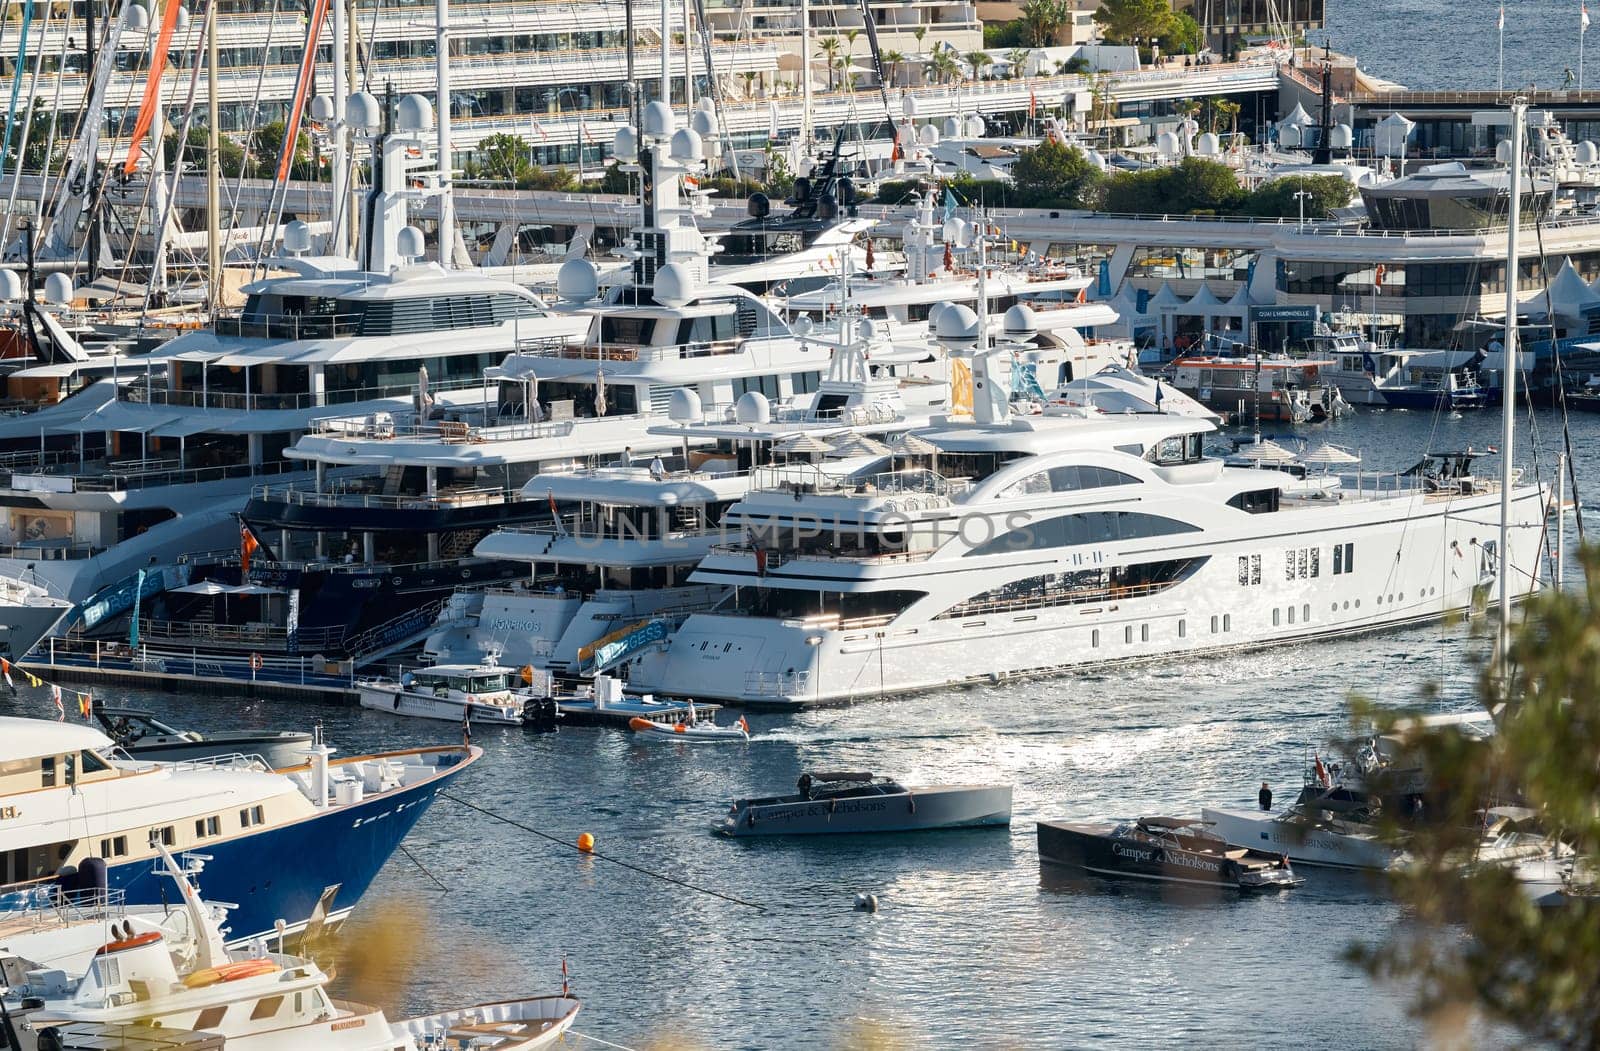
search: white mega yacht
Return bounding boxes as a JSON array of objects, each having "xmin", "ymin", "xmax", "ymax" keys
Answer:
[
  {"xmin": 429, "ymin": 328, "xmax": 940, "ymax": 674},
  {"xmin": 625, "ymin": 303, "xmax": 1549, "ymax": 707}
]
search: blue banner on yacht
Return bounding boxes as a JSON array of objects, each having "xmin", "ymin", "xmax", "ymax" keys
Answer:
[
  {"xmin": 77, "ymin": 564, "xmax": 189, "ymax": 632},
  {"xmin": 582, "ymin": 618, "xmax": 670, "ymax": 676}
]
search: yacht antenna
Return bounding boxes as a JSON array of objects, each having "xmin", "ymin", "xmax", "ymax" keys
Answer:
[
  {"xmin": 1497, "ymin": 97, "xmax": 1525, "ymax": 680},
  {"xmin": 435, "ymin": 0, "xmax": 453, "ymax": 268}
]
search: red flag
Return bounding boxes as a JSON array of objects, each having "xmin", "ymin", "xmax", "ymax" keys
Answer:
[
  {"xmin": 78, "ymin": 692, "xmax": 92, "ymax": 719},
  {"xmin": 123, "ymin": 0, "xmax": 187, "ymax": 174},
  {"xmin": 755, "ymin": 547, "xmax": 768, "ymax": 576},
  {"xmin": 1029, "ymin": 90, "xmax": 1038, "ymax": 118},
  {"xmin": 890, "ymin": 129, "xmax": 903, "ymax": 163},
  {"xmin": 943, "ymin": 243, "xmax": 954, "ymax": 271},
  {"xmin": 0, "ymin": 657, "xmax": 11, "ymax": 689},
  {"xmin": 277, "ymin": 0, "xmax": 332, "ymax": 182},
  {"xmin": 1373, "ymin": 263, "xmax": 1386, "ymax": 290},
  {"xmin": 241, "ymin": 524, "xmax": 260, "ymax": 575}
]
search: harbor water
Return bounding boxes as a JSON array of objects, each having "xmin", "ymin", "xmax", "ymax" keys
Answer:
[{"xmin": 8, "ymin": 407, "xmax": 1592, "ymax": 1049}]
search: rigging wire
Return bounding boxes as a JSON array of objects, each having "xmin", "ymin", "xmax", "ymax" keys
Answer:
[
  {"xmin": 440, "ymin": 791, "xmax": 768, "ymax": 912},
  {"xmin": 0, "ymin": 0, "xmax": 52, "ymax": 246},
  {"xmin": 222, "ymin": 0, "xmax": 287, "ymax": 265}
]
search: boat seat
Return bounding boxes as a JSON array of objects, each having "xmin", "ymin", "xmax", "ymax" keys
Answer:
[{"xmin": 1223, "ymin": 848, "xmax": 1249, "ymax": 860}]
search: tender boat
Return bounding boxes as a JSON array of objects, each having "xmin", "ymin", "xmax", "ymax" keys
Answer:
[
  {"xmin": 94, "ymin": 707, "xmax": 313, "ymax": 770},
  {"xmin": 628, "ymin": 712, "xmax": 750, "ymax": 743},
  {"xmin": 1037, "ymin": 816, "xmax": 1303, "ymax": 890},
  {"xmin": 5, "ymin": 845, "xmax": 579, "ymax": 1050},
  {"xmin": 720, "ymin": 772, "xmax": 1013, "ymax": 836},
  {"xmin": 358, "ymin": 663, "xmax": 530, "ymax": 726}
]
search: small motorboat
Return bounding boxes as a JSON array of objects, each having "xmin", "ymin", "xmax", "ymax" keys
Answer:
[
  {"xmin": 393, "ymin": 996, "xmax": 582, "ymax": 1049},
  {"xmin": 720, "ymin": 772, "xmax": 1013, "ymax": 836},
  {"xmin": 628, "ymin": 712, "xmax": 749, "ymax": 742},
  {"xmin": 358, "ymin": 662, "xmax": 529, "ymax": 726},
  {"xmin": 95, "ymin": 707, "xmax": 314, "ymax": 769},
  {"xmin": 1037, "ymin": 815, "xmax": 1303, "ymax": 891}
]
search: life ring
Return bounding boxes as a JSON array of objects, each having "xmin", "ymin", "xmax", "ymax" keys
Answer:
[
  {"xmin": 249, "ymin": 653, "xmax": 264, "ymax": 672},
  {"xmin": 183, "ymin": 959, "xmax": 281, "ymax": 989},
  {"xmin": 98, "ymin": 931, "xmax": 163, "ymax": 955}
]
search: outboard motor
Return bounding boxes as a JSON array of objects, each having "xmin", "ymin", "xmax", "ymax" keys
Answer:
[{"xmin": 525, "ymin": 697, "xmax": 559, "ymax": 734}]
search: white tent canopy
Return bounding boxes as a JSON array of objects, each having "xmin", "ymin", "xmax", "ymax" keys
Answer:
[{"xmin": 1542, "ymin": 257, "xmax": 1600, "ymax": 323}]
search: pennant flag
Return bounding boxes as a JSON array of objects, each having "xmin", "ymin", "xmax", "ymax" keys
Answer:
[
  {"xmin": 1029, "ymin": 89, "xmax": 1038, "ymax": 118},
  {"xmin": 123, "ymin": 0, "xmax": 187, "ymax": 174},
  {"xmin": 51, "ymin": 684, "xmax": 63, "ymax": 720},
  {"xmin": 26, "ymin": 672, "xmax": 42, "ymax": 688},
  {"xmin": 942, "ymin": 187, "xmax": 957, "ymax": 221},
  {"xmin": 530, "ymin": 119, "xmax": 550, "ymax": 142},
  {"xmin": 0, "ymin": 657, "xmax": 11, "ymax": 688},
  {"xmin": 241, "ymin": 524, "xmax": 260, "ymax": 576},
  {"xmin": 78, "ymin": 692, "xmax": 92, "ymax": 720}
]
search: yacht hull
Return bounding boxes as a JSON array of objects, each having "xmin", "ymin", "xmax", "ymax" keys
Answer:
[
  {"xmin": 358, "ymin": 684, "xmax": 525, "ymax": 725},
  {"xmin": 0, "ymin": 597, "xmax": 71, "ymax": 660},
  {"xmin": 721, "ymin": 784, "xmax": 1012, "ymax": 836},
  {"xmin": 101, "ymin": 750, "xmax": 474, "ymax": 943}
]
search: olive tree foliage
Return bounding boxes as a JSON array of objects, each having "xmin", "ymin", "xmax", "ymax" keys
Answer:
[{"xmin": 1348, "ymin": 546, "xmax": 1600, "ymax": 1048}]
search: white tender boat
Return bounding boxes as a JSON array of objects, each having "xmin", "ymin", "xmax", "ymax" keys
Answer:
[
  {"xmin": 358, "ymin": 662, "xmax": 529, "ymax": 725},
  {"xmin": 628, "ymin": 712, "xmax": 749, "ymax": 743}
]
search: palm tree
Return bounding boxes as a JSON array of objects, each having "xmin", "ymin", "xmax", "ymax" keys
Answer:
[
  {"xmin": 926, "ymin": 49, "xmax": 960, "ymax": 85},
  {"xmin": 739, "ymin": 71, "xmax": 759, "ymax": 100},
  {"xmin": 965, "ymin": 50, "xmax": 993, "ymax": 81},
  {"xmin": 1020, "ymin": 0, "xmax": 1071, "ymax": 47},
  {"xmin": 882, "ymin": 49, "xmax": 907, "ymax": 88},
  {"xmin": 1213, "ymin": 98, "xmax": 1241, "ymax": 143},
  {"xmin": 1007, "ymin": 48, "xmax": 1032, "ymax": 80},
  {"xmin": 912, "ymin": 25, "xmax": 927, "ymax": 54},
  {"xmin": 817, "ymin": 35, "xmax": 842, "ymax": 91}
]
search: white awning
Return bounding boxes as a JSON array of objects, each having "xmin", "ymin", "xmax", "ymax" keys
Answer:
[
  {"xmin": 68, "ymin": 404, "xmax": 179, "ymax": 434},
  {"xmin": 147, "ymin": 414, "xmax": 238, "ymax": 439}
]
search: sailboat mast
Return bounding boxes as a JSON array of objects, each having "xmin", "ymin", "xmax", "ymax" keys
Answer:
[
  {"xmin": 436, "ymin": 0, "xmax": 453, "ymax": 268},
  {"xmin": 85, "ymin": 0, "xmax": 99, "ymax": 283},
  {"xmin": 205, "ymin": 0, "xmax": 221, "ymax": 313},
  {"xmin": 1498, "ymin": 97, "xmax": 1525, "ymax": 668},
  {"xmin": 800, "ymin": 0, "xmax": 812, "ymax": 147},
  {"xmin": 660, "ymin": 0, "xmax": 671, "ymax": 104},
  {"xmin": 330, "ymin": 0, "xmax": 348, "ymax": 256}
]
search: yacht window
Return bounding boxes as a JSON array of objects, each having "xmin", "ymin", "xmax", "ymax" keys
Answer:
[
  {"xmin": 791, "ymin": 370, "xmax": 822, "ymax": 395},
  {"xmin": 1228, "ymin": 488, "xmax": 1280, "ymax": 514},
  {"xmin": 734, "ymin": 375, "xmax": 782, "ymax": 400},
  {"xmin": 195, "ymin": 816, "xmax": 221, "ymax": 839},
  {"xmin": 150, "ymin": 826, "xmax": 176, "ymax": 847},
  {"xmin": 472, "ymin": 673, "xmax": 511, "ymax": 691},
  {"xmin": 1146, "ymin": 432, "xmax": 1205, "ymax": 466},
  {"xmin": 1000, "ymin": 464, "xmax": 1141, "ymax": 498},
  {"xmin": 936, "ymin": 558, "xmax": 1204, "ymax": 618},
  {"xmin": 41, "ymin": 756, "xmax": 55, "ymax": 788},
  {"xmin": 965, "ymin": 511, "xmax": 1199, "ymax": 557},
  {"xmin": 680, "ymin": 313, "xmax": 738, "ymax": 345},
  {"xmin": 100, "ymin": 836, "xmax": 128, "ymax": 858},
  {"xmin": 240, "ymin": 805, "xmax": 265, "ymax": 828},
  {"xmin": 79, "ymin": 749, "xmax": 109, "ymax": 774},
  {"xmin": 196, "ymin": 1006, "xmax": 228, "ymax": 1030},
  {"xmin": 251, "ymin": 996, "xmax": 285, "ymax": 1020},
  {"xmin": 601, "ymin": 315, "xmax": 653, "ymax": 345}
]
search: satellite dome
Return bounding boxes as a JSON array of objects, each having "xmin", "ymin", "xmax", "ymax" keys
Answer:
[
  {"xmin": 310, "ymin": 95, "xmax": 335, "ymax": 122},
  {"xmin": 1329, "ymin": 123, "xmax": 1354, "ymax": 149},
  {"xmin": 124, "ymin": 3, "xmax": 149, "ymax": 31},
  {"xmin": 791, "ymin": 315, "xmax": 814, "ymax": 338},
  {"xmin": 43, "ymin": 273, "xmax": 74, "ymax": 306},
  {"xmin": 613, "ymin": 125, "xmax": 638, "ymax": 159},
  {"xmin": 0, "ymin": 271, "xmax": 20, "ymax": 301},
  {"xmin": 642, "ymin": 101, "xmax": 675, "ymax": 137},
  {"xmin": 668, "ymin": 387, "xmax": 704, "ymax": 423},
  {"xmin": 1003, "ymin": 304, "xmax": 1038, "ymax": 340},
  {"xmin": 670, "ymin": 127, "xmax": 703, "ymax": 164},
  {"xmin": 396, "ymin": 226, "xmax": 426, "ymax": 261},
  {"xmin": 918, "ymin": 124, "xmax": 939, "ymax": 147},
  {"xmin": 689, "ymin": 109, "xmax": 716, "ymax": 137},
  {"xmin": 934, "ymin": 303, "xmax": 980, "ymax": 347},
  {"xmin": 1156, "ymin": 131, "xmax": 1179, "ymax": 157},
  {"xmin": 396, "ymin": 94, "xmax": 434, "ymax": 133},
  {"xmin": 347, "ymin": 92, "xmax": 381, "ymax": 133},
  {"xmin": 942, "ymin": 117, "xmax": 961, "ymax": 139},
  {"xmin": 282, "ymin": 220, "xmax": 313, "ymax": 254},
  {"xmin": 653, "ymin": 262, "xmax": 694, "ymax": 309},
  {"xmin": 857, "ymin": 317, "xmax": 878, "ymax": 341},
  {"xmin": 734, "ymin": 391, "xmax": 771, "ymax": 424},
  {"xmin": 902, "ymin": 95, "xmax": 918, "ymax": 118},
  {"xmin": 556, "ymin": 258, "xmax": 601, "ymax": 304},
  {"xmin": 746, "ymin": 192, "xmax": 771, "ymax": 219},
  {"xmin": 965, "ymin": 115, "xmax": 985, "ymax": 138},
  {"xmin": 1196, "ymin": 132, "xmax": 1220, "ymax": 156}
]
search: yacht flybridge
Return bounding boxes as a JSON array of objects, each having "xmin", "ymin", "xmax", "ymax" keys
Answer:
[{"xmin": 625, "ymin": 276, "xmax": 1549, "ymax": 707}]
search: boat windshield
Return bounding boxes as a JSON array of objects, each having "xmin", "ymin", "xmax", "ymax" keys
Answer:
[{"xmin": 471, "ymin": 673, "xmax": 512, "ymax": 692}]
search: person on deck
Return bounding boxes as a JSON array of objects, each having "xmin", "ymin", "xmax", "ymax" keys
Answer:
[{"xmin": 1259, "ymin": 781, "xmax": 1273, "ymax": 811}]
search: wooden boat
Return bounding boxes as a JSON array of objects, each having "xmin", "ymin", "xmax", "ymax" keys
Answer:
[
  {"xmin": 1037, "ymin": 815, "xmax": 1302, "ymax": 890},
  {"xmin": 721, "ymin": 772, "xmax": 1013, "ymax": 836},
  {"xmin": 392, "ymin": 995, "xmax": 582, "ymax": 1049}
]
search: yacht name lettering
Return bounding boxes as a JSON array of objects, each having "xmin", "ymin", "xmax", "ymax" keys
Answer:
[
  {"xmin": 1111, "ymin": 842, "xmax": 1155, "ymax": 863},
  {"xmin": 1160, "ymin": 850, "xmax": 1220, "ymax": 873},
  {"xmin": 768, "ymin": 799, "xmax": 890, "ymax": 821}
]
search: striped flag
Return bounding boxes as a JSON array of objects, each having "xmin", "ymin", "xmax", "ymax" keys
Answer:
[{"xmin": 51, "ymin": 684, "xmax": 63, "ymax": 720}]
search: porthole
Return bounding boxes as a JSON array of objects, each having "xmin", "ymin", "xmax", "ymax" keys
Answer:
[
  {"xmin": 1273, "ymin": 609, "xmax": 1280, "ymax": 627},
  {"xmin": 1287, "ymin": 607, "xmax": 1295, "ymax": 625},
  {"xmin": 1178, "ymin": 620, "xmax": 1186, "ymax": 639},
  {"xmin": 1224, "ymin": 614, "xmax": 1232, "ymax": 631},
  {"xmin": 1140, "ymin": 624, "xmax": 1150, "ymax": 643},
  {"xmin": 1303, "ymin": 604, "xmax": 1310, "ymax": 621},
  {"xmin": 1092, "ymin": 629, "xmax": 1100, "ymax": 648},
  {"xmin": 1210, "ymin": 615, "xmax": 1219, "ymax": 633},
  {"xmin": 1125, "ymin": 626, "xmax": 1133, "ymax": 644},
  {"xmin": 1355, "ymin": 599, "xmax": 1361, "ymax": 609}
]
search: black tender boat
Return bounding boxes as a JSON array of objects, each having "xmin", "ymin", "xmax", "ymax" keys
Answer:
[{"xmin": 1038, "ymin": 816, "xmax": 1302, "ymax": 891}]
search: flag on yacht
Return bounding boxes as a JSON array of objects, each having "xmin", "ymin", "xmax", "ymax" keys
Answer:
[
  {"xmin": 241, "ymin": 525, "xmax": 261, "ymax": 575},
  {"xmin": 0, "ymin": 658, "xmax": 11, "ymax": 689},
  {"xmin": 78, "ymin": 692, "xmax": 92, "ymax": 719},
  {"xmin": 51, "ymin": 684, "xmax": 62, "ymax": 720},
  {"xmin": 123, "ymin": 0, "xmax": 187, "ymax": 174}
]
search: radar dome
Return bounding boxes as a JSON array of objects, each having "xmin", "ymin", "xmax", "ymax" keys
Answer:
[
  {"xmin": 1279, "ymin": 123, "xmax": 1302, "ymax": 148},
  {"xmin": 396, "ymin": 226, "xmax": 426, "ymax": 261},
  {"xmin": 1496, "ymin": 139, "xmax": 1513, "ymax": 164},
  {"xmin": 347, "ymin": 92, "xmax": 381, "ymax": 133},
  {"xmin": 902, "ymin": 95, "xmax": 918, "ymax": 118},
  {"xmin": 1003, "ymin": 304, "xmax": 1038, "ymax": 340},
  {"xmin": 396, "ymin": 94, "xmax": 434, "ymax": 133},
  {"xmin": 668, "ymin": 387, "xmax": 704, "ymax": 423},
  {"xmin": 0, "ymin": 271, "xmax": 22, "ymax": 301},
  {"xmin": 43, "ymin": 273, "xmax": 73, "ymax": 306},
  {"xmin": 689, "ymin": 109, "xmax": 716, "ymax": 137},
  {"xmin": 670, "ymin": 127, "xmax": 703, "ymax": 163},
  {"xmin": 652, "ymin": 262, "xmax": 694, "ymax": 309},
  {"xmin": 926, "ymin": 302, "xmax": 949, "ymax": 330},
  {"xmin": 613, "ymin": 125, "xmax": 638, "ymax": 159},
  {"xmin": 282, "ymin": 220, "xmax": 313, "ymax": 254},
  {"xmin": 934, "ymin": 303, "xmax": 980, "ymax": 347},
  {"xmin": 557, "ymin": 258, "xmax": 601, "ymax": 304},
  {"xmin": 791, "ymin": 315, "xmax": 814, "ymax": 338},
  {"xmin": 942, "ymin": 117, "xmax": 961, "ymax": 139},
  {"xmin": 173, "ymin": 5, "xmax": 189, "ymax": 30},
  {"xmin": 310, "ymin": 95, "xmax": 335, "ymax": 122},
  {"xmin": 918, "ymin": 124, "xmax": 939, "ymax": 147},
  {"xmin": 642, "ymin": 101, "xmax": 675, "ymax": 137},
  {"xmin": 857, "ymin": 317, "xmax": 878, "ymax": 341},
  {"xmin": 746, "ymin": 192, "xmax": 771, "ymax": 219},
  {"xmin": 965, "ymin": 115, "xmax": 985, "ymax": 138},
  {"xmin": 1329, "ymin": 123, "xmax": 1354, "ymax": 149},
  {"xmin": 124, "ymin": 3, "xmax": 149, "ymax": 31},
  {"xmin": 735, "ymin": 390, "xmax": 772, "ymax": 424},
  {"xmin": 1196, "ymin": 132, "xmax": 1220, "ymax": 156},
  {"xmin": 1156, "ymin": 131, "xmax": 1179, "ymax": 158}
]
